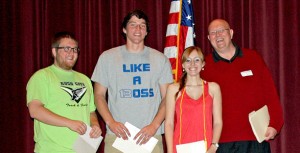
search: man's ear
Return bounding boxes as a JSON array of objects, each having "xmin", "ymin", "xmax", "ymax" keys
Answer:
[
  {"xmin": 52, "ymin": 48, "xmax": 56, "ymax": 57},
  {"xmin": 123, "ymin": 28, "xmax": 127, "ymax": 34},
  {"xmin": 207, "ymin": 35, "xmax": 210, "ymax": 41}
]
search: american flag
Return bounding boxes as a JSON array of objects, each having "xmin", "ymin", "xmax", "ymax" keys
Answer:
[{"xmin": 164, "ymin": 0, "xmax": 195, "ymax": 82}]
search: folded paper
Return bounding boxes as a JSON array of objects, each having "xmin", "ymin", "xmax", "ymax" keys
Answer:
[
  {"xmin": 112, "ymin": 122, "xmax": 158, "ymax": 153},
  {"xmin": 176, "ymin": 140, "xmax": 206, "ymax": 153},
  {"xmin": 249, "ymin": 105, "xmax": 270, "ymax": 143},
  {"xmin": 73, "ymin": 124, "xmax": 103, "ymax": 153}
]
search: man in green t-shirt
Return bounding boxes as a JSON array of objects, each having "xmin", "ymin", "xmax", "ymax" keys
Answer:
[{"xmin": 26, "ymin": 32, "xmax": 102, "ymax": 153}]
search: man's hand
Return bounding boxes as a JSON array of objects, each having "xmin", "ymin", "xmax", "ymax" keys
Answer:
[
  {"xmin": 134, "ymin": 124, "xmax": 157, "ymax": 145},
  {"xmin": 108, "ymin": 121, "xmax": 130, "ymax": 140},
  {"xmin": 89, "ymin": 125, "xmax": 102, "ymax": 138},
  {"xmin": 265, "ymin": 127, "xmax": 277, "ymax": 140},
  {"xmin": 68, "ymin": 120, "xmax": 87, "ymax": 135}
]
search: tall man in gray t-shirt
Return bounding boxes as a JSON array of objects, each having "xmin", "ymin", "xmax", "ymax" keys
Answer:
[{"xmin": 91, "ymin": 10, "xmax": 173, "ymax": 153}]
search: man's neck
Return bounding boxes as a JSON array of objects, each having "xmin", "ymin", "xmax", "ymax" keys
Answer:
[
  {"xmin": 53, "ymin": 63, "xmax": 73, "ymax": 72},
  {"xmin": 126, "ymin": 42, "xmax": 145, "ymax": 53},
  {"xmin": 217, "ymin": 44, "xmax": 236, "ymax": 60}
]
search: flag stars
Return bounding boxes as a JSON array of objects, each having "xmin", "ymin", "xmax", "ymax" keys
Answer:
[
  {"xmin": 186, "ymin": 15, "xmax": 192, "ymax": 20},
  {"xmin": 187, "ymin": 0, "xmax": 191, "ymax": 4}
]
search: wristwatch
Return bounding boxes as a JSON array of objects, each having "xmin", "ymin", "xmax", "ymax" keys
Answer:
[{"xmin": 212, "ymin": 143, "xmax": 219, "ymax": 148}]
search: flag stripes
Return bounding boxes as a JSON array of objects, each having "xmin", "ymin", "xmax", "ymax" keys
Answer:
[{"xmin": 164, "ymin": 0, "xmax": 195, "ymax": 82}]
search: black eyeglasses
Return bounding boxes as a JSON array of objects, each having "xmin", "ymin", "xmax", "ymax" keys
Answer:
[{"xmin": 56, "ymin": 46, "xmax": 80, "ymax": 53}]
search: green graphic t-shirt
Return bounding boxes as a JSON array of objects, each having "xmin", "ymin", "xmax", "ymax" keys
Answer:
[{"xmin": 27, "ymin": 65, "xmax": 96, "ymax": 153}]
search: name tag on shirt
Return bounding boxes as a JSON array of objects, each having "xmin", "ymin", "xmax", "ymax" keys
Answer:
[{"xmin": 241, "ymin": 70, "xmax": 253, "ymax": 77}]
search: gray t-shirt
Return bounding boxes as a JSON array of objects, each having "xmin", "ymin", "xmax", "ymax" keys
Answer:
[{"xmin": 91, "ymin": 45, "xmax": 173, "ymax": 135}]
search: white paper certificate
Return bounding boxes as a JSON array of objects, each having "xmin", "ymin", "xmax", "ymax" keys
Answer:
[
  {"xmin": 112, "ymin": 122, "xmax": 158, "ymax": 153},
  {"xmin": 73, "ymin": 124, "xmax": 103, "ymax": 153},
  {"xmin": 249, "ymin": 105, "xmax": 270, "ymax": 143},
  {"xmin": 176, "ymin": 140, "xmax": 206, "ymax": 153}
]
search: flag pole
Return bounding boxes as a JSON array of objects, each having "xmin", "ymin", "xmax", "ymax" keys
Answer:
[{"xmin": 175, "ymin": 0, "xmax": 183, "ymax": 82}]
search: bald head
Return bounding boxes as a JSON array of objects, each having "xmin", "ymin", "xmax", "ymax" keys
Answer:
[
  {"xmin": 208, "ymin": 19, "xmax": 231, "ymax": 32},
  {"xmin": 207, "ymin": 19, "xmax": 235, "ymax": 56}
]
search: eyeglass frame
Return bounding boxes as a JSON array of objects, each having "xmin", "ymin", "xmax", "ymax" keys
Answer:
[
  {"xmin": 208, "ymin": 28, "xmax": 230, "ymax": 36},
  {"xmin": 56, "ymin": 46, "xmax": 80, "ymax": 53}
]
